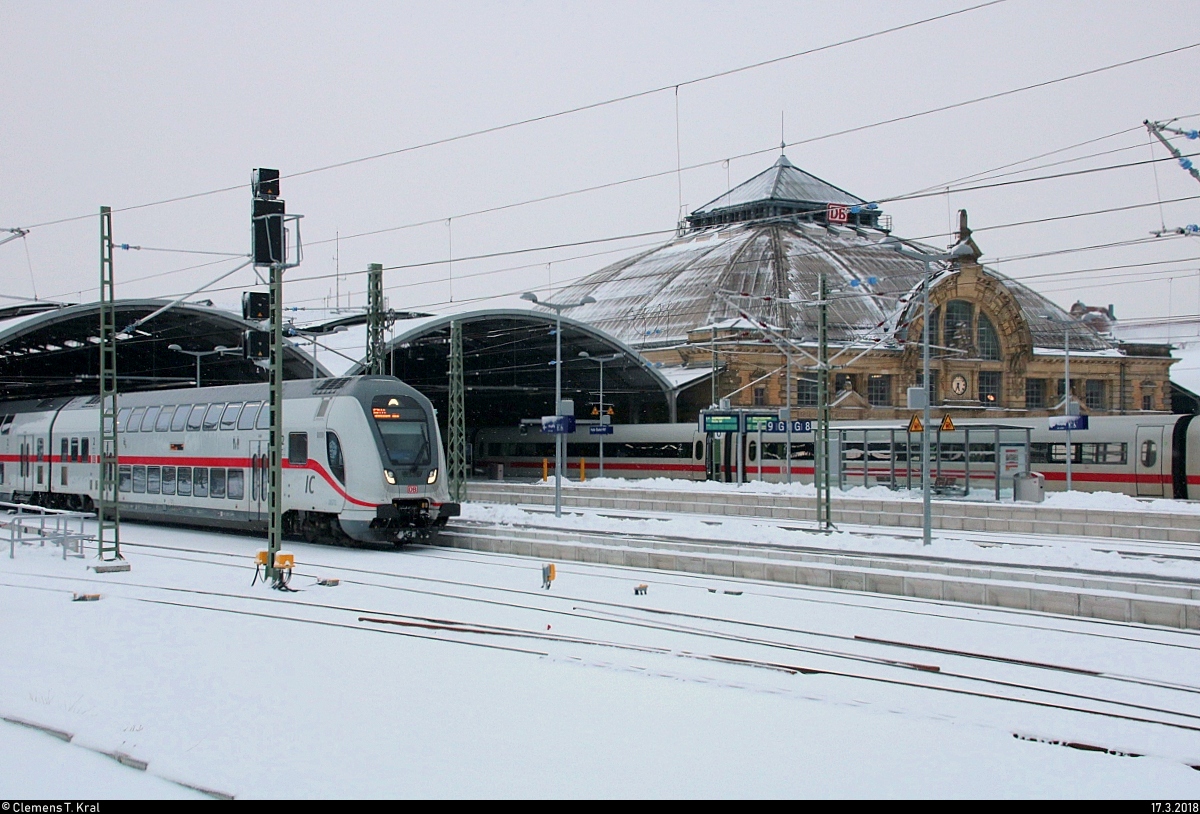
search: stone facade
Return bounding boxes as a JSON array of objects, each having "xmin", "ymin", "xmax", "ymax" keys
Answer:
[{"xmin": 651, "ymin": 254, "xmax": 1175, "ymax": 422}]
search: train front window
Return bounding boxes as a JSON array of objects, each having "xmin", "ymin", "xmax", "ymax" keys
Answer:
[
  {"xmin": 371, "ymin": 395, "xmax": 431, "ymax": 468},
  {"xmin": 376, "ymin": 421, "xmax": 430, "ymax": 467}
]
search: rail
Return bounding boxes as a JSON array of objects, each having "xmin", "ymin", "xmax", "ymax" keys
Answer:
[{"xmin": 3, "ymin": 501, "xmax": 93, "ymax": 560}]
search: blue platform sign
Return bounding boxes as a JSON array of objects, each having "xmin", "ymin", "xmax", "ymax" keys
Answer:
[
  {"xmin": 541, "ymin": 415, "xmax": 577, "ymax": 434},
  {"xmin": 1048, "ymin": 415, "xmax": 1088, "ymax": 431},
  {"xmin": 588, "ymin": 425, "xmax": 614, "ymax": 435},
  {"xmin": 762, "ymin": 420, "xmax": 813, "ymax": 434}
]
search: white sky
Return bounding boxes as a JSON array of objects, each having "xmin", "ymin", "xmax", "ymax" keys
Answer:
[{"xmin": 2, "ymin": 1, "xmax": 1198, "ymax": 329}]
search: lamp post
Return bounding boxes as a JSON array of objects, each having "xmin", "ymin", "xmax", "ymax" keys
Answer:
[
  {"xmin": 1042, "ymin": 315, "xmax": 1073, "ymax": 490},
  {"xmin": 522, "ymin": 291, "xmax": 596, "ymax": 517},
  {"xmin": 167, "ymin": 344, "xmax": 233, "ymax": 388},
  {"xmin": 579, "ymin": 351, "xmax": 621, "ymax": 477},
  {"xmin": 885, "ymin": 238, "xmax": 974, "ymax": 546}
]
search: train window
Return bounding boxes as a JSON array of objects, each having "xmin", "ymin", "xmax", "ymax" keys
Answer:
[
  {"xmin": 36, "ymin": 438, "xmax": 43, "ymax": 460},
  {"xmin": 161, "ymin": 466, "xmax": 176, "ymax": 495},
  {"xmin": 61, "ymin": 437, "xmax": 68, "ymax": 462},
  {"xmin": 1080, "ymin": 443, "xmax": 1127, "ymax": 465},
  {"xmin": 238, "ymin": 402, "xmax": 261, "ymax": 431},
  {"xmin": 186, "ymin": 405, "xmax": 206, "ymax": 431},
  {"xmin": 118, "ymin": 465, "xmax": 132, "ymax": 493},
  {"xmin": 327, "ymin": 432, "xmax": 345, "ymax": 483},
  {"xmin": 0, "ymin": 462, "xmax": 4, "ymax": 482},
  {"xmin": 747, "ymin": 441, "xmax": 757, "ymax": 461},
  {"xmin": 116, "ymin": 408, "xmax": 132, "ymax": 432},
  {"xmin": 156, "ymin": 406, "xmax": 175, "ymax": 432},
  {"xmin": 488, "ymin": 443, "xmax": 502, "ymax": 457},
  {"xmin": 146, "ymin": 466, "xmax": 161, "ymax": 494},
  {"xmin": 210, "ymin": 468, "xmax": 226, "ymax": 499},
  {"xmin": 192, "ymin": 467, "xmax": 209, "ymax": 497},
  {"xmin": 0, "ymin": 415, "xmax": 10, "ymax": 435},
  {"xmin": 171, "ymin": 406, "xmax": 190, "ymax": 432},
  {"xmin": 1141, "ymin": 440, "xmax": 1157, "ymax": 468},
  {"xmin": 203, "ymin": 403, "xmax": 224, "ymax": 431},
  {"xmin": 70, "ymin": 438, "xmax": 79, "ymax": 462},
  {"xmin": 695, "ymin": 440, "xmax": 704, "ymax": 460},
  {"xmin": 176, "ymin": 466, "xmax": 191, "ymax": 496},
  {"xmin": 609, "ymin": 442, "xmax": 691, "ymax": 459},
  {"xmin": 1031, "ymin": 442, "xmax": 1085, "ymax": 465},
  {"xmin": 220, "ymin": 403, "xmax": 242, "ymax": 430},
  {"xmin": 132, "ymin": 465, "xmax": 146, "ymax": 493},
  {"xmin": 140, "ymin": 406, "xmax": 160, "ymax": 433},
  {"xmin": 289, "ymin": 433, "xmax": 308, "ymax": 466},
  {"xmin": 790, "ymin": 443, "xmax": 814, "ymax": 460},
  {"xmin": 565, "ymin": 443, "xmax": 600, "ymax": 458},
  {"xmin": 80, "ymin": 438, "xmax": 88, "ymax": 461},
  {"xmin": 227, "ymin": 469, "xmax": 245, "ymax": 500},
  {"xmin": 128, "ymin": 407, "xmax": 146, "ymax": 433},
  {"xmin": 256, "ymin": 403, "xmax": 271, "ymax": 430}
]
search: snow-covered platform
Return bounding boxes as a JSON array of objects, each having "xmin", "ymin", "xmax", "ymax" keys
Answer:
[{"xmin": 466, "ymin": 479, "xmax": 1200, "ymax": 543}]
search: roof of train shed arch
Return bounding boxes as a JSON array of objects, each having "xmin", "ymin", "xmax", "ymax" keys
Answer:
[
  {"xmin": 336, "ymin": 309, "xmax": 683, "ymax": 425},
  {"xmin": 545, "ymin": 154, "xmax": 1111, "ymax": 354},
  {"xmin": 0, "ymin": 299, "xmax": 326, "ymax": 400}
]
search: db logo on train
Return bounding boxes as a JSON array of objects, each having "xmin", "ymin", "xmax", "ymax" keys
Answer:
[{"xmin": 408, "ymin": 485, "xmax": 419, "ymax": 494}]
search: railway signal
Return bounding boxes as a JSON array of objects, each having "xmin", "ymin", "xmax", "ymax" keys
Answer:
[{"xmin": 251, "ymin": 168, "xmax": 303, "ymax": 588}]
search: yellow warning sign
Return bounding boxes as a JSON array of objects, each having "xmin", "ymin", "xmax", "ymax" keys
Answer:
[
  {"xmin": 940, "ymin": 414, "xmax": 956, "ymax": 432},
  {"xmin": 908, "ymin": 414, "xmax": 923, "ymax": 433}
]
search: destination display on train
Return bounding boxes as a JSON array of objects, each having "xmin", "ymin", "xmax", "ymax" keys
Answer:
[{"xmin": 371, "ymin": 396, "xmax": 423, "ymax": 421}]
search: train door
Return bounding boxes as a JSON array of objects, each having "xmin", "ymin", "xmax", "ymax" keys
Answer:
[
  {"xmin": 1135, "ymin": 425, "xmax": 1165, "ymax": 497},
  {"xmin": 249, "ymin": 439, "xmax": 268, "ymax": 522},
  {"xmin": 17, "ymin": 433, "xmax": 34, "ymax": 494}
]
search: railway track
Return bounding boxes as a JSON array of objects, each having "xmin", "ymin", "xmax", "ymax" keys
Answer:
[
  {"xmin": 440, "ymin": 514, "xmax": 1200, "ymax": 630},
  {"xmin": 6, "ymin": 532, "xmax": 1200, "ymax": 762}
]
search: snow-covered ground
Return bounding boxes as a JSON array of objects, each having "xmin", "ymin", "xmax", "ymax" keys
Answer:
[{"xmin": 2, "ymin": 520, "xmax": 1200, "ymax": 798}]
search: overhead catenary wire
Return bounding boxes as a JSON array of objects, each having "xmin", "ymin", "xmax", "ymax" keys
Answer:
[{"xmin": 12, "ymin": 1, "xmax": 1010, "ymax": 233}]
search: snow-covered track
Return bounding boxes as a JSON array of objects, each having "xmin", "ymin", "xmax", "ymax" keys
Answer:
[{"xmin": 440, "ymin": 518, "xmax": 1200, "ymax": 630}]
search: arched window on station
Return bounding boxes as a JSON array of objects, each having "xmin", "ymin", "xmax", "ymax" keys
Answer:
[
  {"xmin": 944, "ymin": 300, "xmax": 973, "ymax": 351},
  {"xmin": 977, "ymin": 313, "xmax": 1001, "ymax": 360}
]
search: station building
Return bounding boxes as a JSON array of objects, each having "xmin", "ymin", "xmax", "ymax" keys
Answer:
[{"xmin": 543, "ymin": 155, "xmax": 1177, "ymax": 423}]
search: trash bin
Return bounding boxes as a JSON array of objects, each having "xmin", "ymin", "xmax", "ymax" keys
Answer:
[
  {"xmin": 1013, "ymin": 471, "xmax": 1044, "ymax": 503},
  {"xmin": 489, "ymin": 462, "xmax": 504, "ymax": 481}
]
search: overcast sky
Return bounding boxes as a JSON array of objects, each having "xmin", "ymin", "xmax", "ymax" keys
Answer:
[{"xmin": 2, "ymin": 1, "xmax": 1197, "ymax": 334}]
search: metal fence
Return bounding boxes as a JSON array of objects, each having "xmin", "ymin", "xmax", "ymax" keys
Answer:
[{"xmin": 3, "ymin": 501, "xmax": 93, "ymax": 560}]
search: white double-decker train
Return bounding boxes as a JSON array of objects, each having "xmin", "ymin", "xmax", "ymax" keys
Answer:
[
  {"xmin": 475, "ymin": 413, "xmax": 1200, "ymax": 500},
  {"xmin": 0, "ymin": 375, "xmax": 459, "ymax": 544}
]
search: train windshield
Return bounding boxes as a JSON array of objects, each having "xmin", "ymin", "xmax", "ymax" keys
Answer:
[{"xmin": 371, "ymin": 395, "xmax": 431, "ymax": 468}]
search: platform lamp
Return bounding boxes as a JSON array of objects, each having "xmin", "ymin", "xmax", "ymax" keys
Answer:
[
  {"xmin": 167, "ymin": 344, "xmax": 235, "ymax": 388},
  {"xmin": 1042, "ymin": 314, "xmax": 1075, "ymax": 491},
  {"xmin": 521, "ymin": 291, "xmax": 596, "ymax": 517},
  {"xmin": 882, "ymin": 237, "xmax": 974, "ymax": 546},
  {"xmin": 579, "ymin": 351, "xmax": 622, "ymax": 477}
]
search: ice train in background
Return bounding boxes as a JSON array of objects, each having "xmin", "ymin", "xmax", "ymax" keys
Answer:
[
  {"xmin": 0, "ymin": 376, "xmax": 459, "ymax": 544},
  {"xmin": 474, "ymin": 414, "xmax": 1200, "ymax": 500}
]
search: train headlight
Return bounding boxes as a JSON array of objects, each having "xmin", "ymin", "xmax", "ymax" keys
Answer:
[
  {"xmin": 426, "ymin": 468, "xmax": 438, "ymax": 484},
  {"xmin": 384, "ymin": 469, "xmax": 396, "ymax": 485}
]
